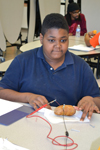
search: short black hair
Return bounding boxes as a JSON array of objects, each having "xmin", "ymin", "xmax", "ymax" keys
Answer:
[{"xmin": 41, "ymin": 13, "xmax": 69, "ymax": 36}]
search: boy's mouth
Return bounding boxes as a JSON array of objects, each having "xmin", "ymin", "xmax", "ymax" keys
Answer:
[{"xmin": 52, "ymin": 51, "xmax": 62, "ymax": 54}]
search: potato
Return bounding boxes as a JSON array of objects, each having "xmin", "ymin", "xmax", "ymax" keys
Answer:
[{"xmin": 54, "ymin": 105, "xmax": 76, "ymax": 116}]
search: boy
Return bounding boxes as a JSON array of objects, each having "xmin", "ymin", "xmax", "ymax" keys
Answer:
[
  {"xmin": 0, "ymin": 13, "xmax": 100, "ymax": 121},
  {"xmin": 65, "ymin": 1, "xmax": 87, "ymax": 36}
]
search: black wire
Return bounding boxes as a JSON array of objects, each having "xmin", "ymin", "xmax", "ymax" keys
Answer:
[{"xmin": 63, "ymin": 104, "xmax": 69, "ymax": 149}]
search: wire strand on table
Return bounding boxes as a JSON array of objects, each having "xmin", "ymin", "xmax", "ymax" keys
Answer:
[{"xmin": 27, "ymin": 115, "xmax": 78, "ymax": 150}]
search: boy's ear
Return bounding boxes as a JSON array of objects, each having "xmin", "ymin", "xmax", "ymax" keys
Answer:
[{"xmin": 40, "ymin": 33, "xmax": 43, "ymax": 44}]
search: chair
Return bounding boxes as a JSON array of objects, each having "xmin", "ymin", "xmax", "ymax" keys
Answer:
[{"xmin": 39, "ymin": 0, "xmax": 61, "ymax": 23}]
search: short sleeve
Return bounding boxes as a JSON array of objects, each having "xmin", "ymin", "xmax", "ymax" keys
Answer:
[{"xmin": 0, "ymin": 57, "xmax": 21, "ymax": 91}]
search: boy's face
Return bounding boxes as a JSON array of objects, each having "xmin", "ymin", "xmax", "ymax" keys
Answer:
[{"xmin": 40, "ymin": 28, "xmax": 69, "ymax": 62}]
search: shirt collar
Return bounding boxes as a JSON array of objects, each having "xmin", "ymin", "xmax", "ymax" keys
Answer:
[
  {"xmin": 64, "ymin": 50, "xmax": 74, "ymax": 66},
  {"xmin": 37, "ymin": 46, "xmax": 45, "ymax": 59},
  {"xmin": 37, "ymin": 46, "xmax": 74, "ymax": 66}
]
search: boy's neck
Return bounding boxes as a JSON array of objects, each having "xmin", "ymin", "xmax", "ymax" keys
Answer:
[{"xmin": 45, "ymin": 56, "xmax": 65, "ymax": 70}]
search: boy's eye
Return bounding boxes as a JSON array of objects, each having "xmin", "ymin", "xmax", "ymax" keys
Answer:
[
  {"xmin": 48, "ymin": 39, "xmax": 55, "ymax": 42},
  {"xmin": 61, "ymin": 39, "xmax": 67, "ymax": 43}
]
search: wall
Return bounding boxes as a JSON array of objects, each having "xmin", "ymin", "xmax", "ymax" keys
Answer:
[{"xmin": 81, "ymin": 0, "xmax": 100, "ymax": 32}]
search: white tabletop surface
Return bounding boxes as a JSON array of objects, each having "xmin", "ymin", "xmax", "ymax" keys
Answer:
[
  {"xmin": 0, "ymin": 103, "xmax": 100, "ymax": 150},
  {"xmin": 20, "ymin": 36, "xmax": 100, "ymax": 56},
  {"xmin": 0, "ymin": 59, "xmax": 13, "ymax": 72},
  {"xmin": 1, "ymin": 36, "xmax": 100, "ymax": 81},
  {"xmin": 0, "ymin": 0, "xmax": 24, "ymax": 44}
]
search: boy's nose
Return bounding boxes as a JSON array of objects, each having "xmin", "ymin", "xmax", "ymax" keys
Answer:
[{"xmin": 55, "ymin": 41, "xmax": 61, "ymax": 47}]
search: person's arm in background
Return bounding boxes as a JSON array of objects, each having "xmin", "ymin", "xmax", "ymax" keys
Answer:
[
  {"xmin": 84, "ymin": 32, "xmax": 93, "ymax": 47},
  {"xmin": 80, "ymin": 14, "xmax": 87, "ymax": 35},
  {"xmin": 68, "ymin": 23, "xmax": 77, "ymax": 36},
  {"xmin": 84, "ymin": 31, "xmax": 100, "ymax": 48}
]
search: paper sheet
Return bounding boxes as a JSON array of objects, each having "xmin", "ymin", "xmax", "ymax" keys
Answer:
[
  {"xmin": 39, "ymin": 108, "xmax": 90, "ymax": 124},
  {"xmin": 0, "ymin": 138, "xmax": 29, "ymax": 150},
  {"xmin": 0, "ymin": 99, "xmax": 23, "ymax": 116},
  {"xmin": 68, "ymin": 44, "xmax": 98, "ymax": 51}
]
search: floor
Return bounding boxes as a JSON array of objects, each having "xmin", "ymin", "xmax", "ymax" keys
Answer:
[{"xmin": 1, "ymin": 29, "xmax": 28, "ymax": 62}]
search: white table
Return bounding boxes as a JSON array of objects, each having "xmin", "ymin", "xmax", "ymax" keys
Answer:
[
  {"xmin": 0, "ymin": 104, "xmax": 100, "ymax": 150},
  {"xmin": 1, "ymin": 36, "xmax": 100, "ymax": 79},
  {"xmin": 20, "ymin": 36, "xmax": 100, "ymax": 79},
  {"xmin": 0, "ymin": 59, "xmax": 13, "ymax": 72},
  {"xmin": 20, "ymin": 36, "xmax": 100, "ymax": 57},
  {"xmin": 0, "ymin": 59, "xmax": 13, "ymax": 78}
]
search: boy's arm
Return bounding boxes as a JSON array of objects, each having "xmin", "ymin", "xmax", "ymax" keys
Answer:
[
  {"xmin": 68, "ymin": 23, "xmax": 77, "ymax": 35},
  {"xmin": 0, "ymin": 87, "xmax": 51, "ymax": 110},
  {"xmin": 75, "ymin": 96, "xmax": 100, "ymax": 121}
]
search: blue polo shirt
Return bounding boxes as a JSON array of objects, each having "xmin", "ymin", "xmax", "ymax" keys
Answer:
[{"xmin": 0, "ymin": 46, "xmax": 100, "ymax": 106}]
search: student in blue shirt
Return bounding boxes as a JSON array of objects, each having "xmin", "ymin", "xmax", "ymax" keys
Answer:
[{"xmin": 0, "ymin": 13, "xmax": 100, "ymax": 121}]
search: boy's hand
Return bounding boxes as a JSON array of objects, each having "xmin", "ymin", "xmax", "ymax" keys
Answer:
[
  {"xmin": 27, "ymin": 93, "xmax": 51, "ymax": 110},
  {"xmin": 74, "ymin": 96, "xmax": 100, "ymax": 121}
]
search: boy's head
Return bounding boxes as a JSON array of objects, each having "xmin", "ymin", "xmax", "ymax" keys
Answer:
[{"xmin": 41, "ymin": 13, "xmax": 69, "ymax": 36}]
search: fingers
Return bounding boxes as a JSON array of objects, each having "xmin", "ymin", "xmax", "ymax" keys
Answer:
[
  {"xmin": 80, "ymin": 105, "xmax": 93, "ymax": 121},
  {"xmin": 32, "ymin": 102, "xmax": 38, "ymax": 110},
  {"xmin": 45, "ymin": 104, "xmax": 51, "ymax": 109},
  {"xmin": 32, "ymin": 101, "xmax": 51, "ymax": 110},
  {"xmin": 88, "ymin": 31, "xmax": 94, "ymax": 37},
  {"xmin": 74, "ymin": 106, "xmax": 80, "ymax": 111},
  {"xmin": 80, "ymin": 104, "xmax": 100, "ymax": 121},
  {"xmin": 79, "ymin": 102, "xmax": 92, "ymax": 121},
  {"xmin": 77, "ymin": 96, "xmax": 100, "ymax": 121},
  {"xmin": 31, "ymin": 96, "xmax": 48, "ymax": 109},
  {"xmin": 29, "ymin": 94, "xmax": 51, "ymax": 110}
]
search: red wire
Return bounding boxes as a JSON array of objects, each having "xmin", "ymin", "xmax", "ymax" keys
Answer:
[{"xmin": 26, "ymin": 115, "xmax": 78, "ymax": 150}]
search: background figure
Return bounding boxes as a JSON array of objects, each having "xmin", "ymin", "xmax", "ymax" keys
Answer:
[
  {"xmin": 84, "ymin": 31, "xmax": 100, "ymax": 48},
  {"xmin": 65, "ymin": 0, "xmax": 87, "ymax": 36}
]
